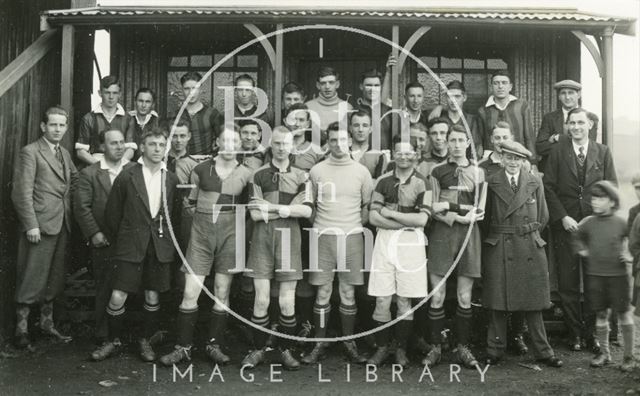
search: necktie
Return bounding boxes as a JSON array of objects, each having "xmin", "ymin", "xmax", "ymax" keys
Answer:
[
  {"xmin": 577, "ymin": 146, "xmax": 585, "ymax": 167},
  {"xmin": 510, "ymin": 176, "xmax": 518, "ymax": 193},
  {"xmin": 55, "ymin": 146, "xmax": 64, "ymax": 166}
]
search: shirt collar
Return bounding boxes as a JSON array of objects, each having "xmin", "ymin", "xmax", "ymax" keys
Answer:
[
  {"xmin": 128, "ymin": 110, "xmax": 158, "ymax": 124},
  {"xmin": 506, "ymin": 170, "xmax": 520, "ymax": 184},
  {"xmin": 93, "ymin": 103, "xmax": 126, "ymax": 116},
  {"xmin": 100, "ymin": 157, "xmax": 125, "ymax": 171},
  {"xmin": 269, "ymin": 157, "xmax": 292, "ymax": 173},
  {"xmin": 393, "ymin": 168, "xmax": 417, "ymax": 185},
  {"xmin": 485, "ymin": 95, "xmax": 518, "ymax": 110},
  {"xmin": 137, "ymin": 156, "xmax": 167, "ymax": 171},
  {"xmin": 572, "ymin": 139, "xmax": 589, "ymax": 155},
  {"xmin": 43, "ymin": 137, "xmax": 58, "ymax": 153}
]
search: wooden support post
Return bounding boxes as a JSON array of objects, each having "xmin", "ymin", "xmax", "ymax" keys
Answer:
[
  {"xmin": 601, "ymin": 27, "xmax": 614, "ymax": 149},
  {"xmin": 391, "ymin": 25, "xmax": 400, "ymax": 137},
  {"xmin": 61, "ymin": 24, "xmax": 75, "ymax": 151},
  {"xmin": 274, "ymin": 24, "xmax": 284, "ymax": 127},
  {"xmin": 0, "ymin": 29, "xmax": 59, "ymax": 98}
]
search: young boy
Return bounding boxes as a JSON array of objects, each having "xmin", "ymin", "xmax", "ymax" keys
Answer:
[
  {"xmin": 575, "ymin": 181, "xmax": 636, "ymax": 372},
  {"xmin": 367, "ymin": 136, "xmax": 432, "ymax": 366},
  {"xmin": 126, "ymin": 87, "xmax": 159, "ymax": 161}
]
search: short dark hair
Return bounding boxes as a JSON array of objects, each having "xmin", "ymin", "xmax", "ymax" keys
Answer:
[
  {"xmin": 238, "ymin": 119, "xmax": 262, "ymax": 133},
  {"xmin": 173, "ymin": 117, "xmax": 191, "ymax": 131},
  {"xmin": 180, "ymin": 71, "xmax": 202, "ymax": 85},
  {"xmin": 326, "ymin": 122, "xmax": 343, "ymax": 136},
  {"xmin": 426, "ymin": 117, "xmax": 451, "ymax": 131},
  {"xmin": 492, "ymin": 121, "xmax": 512, "ymax": 133},
  {"xmin": 41, "ymin": 105, "xmax": 68, "ymax": 123},
  {"xmin": 349, "ymin": 109, "xmax": 372, "ymax": 124},
  {"xmin": 566, "ymin": 107, "xmax": 590, "ymax": 121},
  {"xmin": 135, "ymin": 87, "xmax": 156, "ymax": 102},
  {"xmin": 392, "ymin": 134, "xmax": 417, "ymax": 151},
  {"xmin": 282, "ymin": 81, "xmax": 305, "ymax": 97},
  {"xmin": 491, "ymin": 70, "xmax": 512, "ymax": 84},
  {"xmin": 409, "ymin": 122, "xmax": 428, "ymax": 134},
  {"xmin": 405, "ymin": 81, "xmax": 424, "ymax": 93},
  {"xmin": 317, "ymin": 67, "xmax": 339, "ymax": 81},
  {"xmin": 235, "ymin": 74, "xmax": 255, "ymax": 87},
  {"xmin": 284, "ymin": 103, "xmax": 310, "ymax": 119},
  {"xmin": 98, "ymin": 129, "xmax": 124, "ymax": 145},
  {"xmin": 141, "ymin": 127, "xmax": 168, "ymax": 144},
  {"xmin": 100, "ymin": 75, "xmax": 120, "ymax": 90},
  {"xmin": 446, "ymin": 80, "xmax": 466, "ymax": 93},
  {"xmin": 447, "ymin": 124, "xmax": 469, "ymax": 140},
  {"xmin": 360, "ymin": 69, "xmax": 383, "ymax": 84}
]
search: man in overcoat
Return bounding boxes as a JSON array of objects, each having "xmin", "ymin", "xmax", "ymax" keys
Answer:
[
  {"xmin": 543, "ymin": 107, "xmax": 617, "ymax": 352},
  {"xmin": 482, "ymin": 140, "xmax": 561, "ymax": 367}
]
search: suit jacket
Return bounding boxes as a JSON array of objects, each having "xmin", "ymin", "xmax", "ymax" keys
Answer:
[
  {"xmin": 105, "ymin": 163, "xmax": 181, "ymax": 263},
  {"xmin": 11, "ymin": 137, "xmax": 77, "ymax": 235},
  {"xmin": 73, "ymin": 161, "xmax": 135, "ymax": 239},
  {"xmin": 543, "ymin": 139, "xmax": 617, "ymax": 223},
  {"xmin": 536, "ymin": 109, "xmax": 598, "ymax": 169}
]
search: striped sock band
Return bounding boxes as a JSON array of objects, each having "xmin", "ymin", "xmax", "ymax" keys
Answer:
[
  {"xmin": 313, "ymin": 303, "xmax": 331, "ymax": 338},
  {"xmin": 107, "ymin": 305, "xmax": 125, "ymax": 317},
  {"xmin": 143, "ymin": 302, "xmax": 160, "ymax": 312},
  {"xmin": 179, "ymin": 306, "xmax": 198, "ymax": 314},
  {"xmin": 339, "ymin": 303, "xmax": 357, "ymax": 316}
]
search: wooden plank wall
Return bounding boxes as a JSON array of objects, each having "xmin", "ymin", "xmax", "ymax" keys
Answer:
[
  {"xmin": 110, "ymin": 24, "xmax": 579, "ymax": 133},
  {"xmin": 0, "ymin": 0, "xmax": 73, "ymax": 340}
]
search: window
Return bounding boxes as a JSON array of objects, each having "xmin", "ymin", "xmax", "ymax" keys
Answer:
[
  {"xmin": 167, "ymin": 53, "xmax": 259, "ymax": 116},
  {"xmin": 415, "ymin": 56, "xmax": 509, "ymax": 114}
]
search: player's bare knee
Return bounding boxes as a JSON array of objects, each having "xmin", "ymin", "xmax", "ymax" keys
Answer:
[
  {"xmin": 110, "ymin": 290, "xmax": 128, "ymax": 307},
  {"xmin": 339, "ymin": 284, "xmax": 355, "ymax": 305},
  {"xmin": 316, "ymin": 284, "xmax": 332, "ymax": 303},
  {"xmin": 254, "ymin": 294, "xmax": 270, "ymax": 314},
  {"xmin": 144, "ymin": 290, "xmax": 159, "ymax": 305},
  {"xmin": 457, "ymin": 290, "xmax": 472, "ymax": 307}
]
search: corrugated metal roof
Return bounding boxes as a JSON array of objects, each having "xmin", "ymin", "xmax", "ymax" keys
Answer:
[{"xmin": 41, "ymin": 6, "xmax": 636, "ymax": 35}]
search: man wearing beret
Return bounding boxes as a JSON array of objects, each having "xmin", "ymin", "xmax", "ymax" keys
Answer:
[
  {"xmin": 543, "ymin": 107, "xmax": 617, "ymax": 353},
  {"xmin": 482, "ymin": 140, "xmax": 562, "ymax": 367},
  {"xmin": 536, "ymin": 80, "xmax": 598, "ymax": 171}
]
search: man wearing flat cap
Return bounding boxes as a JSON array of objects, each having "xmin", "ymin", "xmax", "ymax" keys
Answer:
[
  {"xmin": 481, "ymin": 140, "xmax": 562, "ymax": 367},
  {"xmin": 536, "ymin": 80, "xmax": 598, "ymax": 171}
]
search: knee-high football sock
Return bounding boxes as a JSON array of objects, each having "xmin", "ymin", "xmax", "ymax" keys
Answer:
[
  {"xmin": 374, "ymin": 320, "xmax": 391, "ymax": 347},
  {"xmin": 208, "ymin": 309, "xmax": 228, "ymax": 346},
  {"xmin": 143, "ymin": 301, "xmax": 161, "ymax": 339},
  {"xmin": 279, "ymin": 313, "xmax": 297, "ymax": 350},
  {"xmin": 251, "ymin": 313, "xmax": 270, "ymax": 349},
  {"xmin": 339, "ymin": 303, "xmax": 357, "ymax": 336},
  {"xmin": 395, "ymin": 319, "xmax": 413, "ymax": 350},
  {"xmin": 313, "ymin": 303, "xmax": 331, "ymax": 338},
  {"xmin": 595, "ymin": 324, "xmax": 610, "ymax": 356},
  {"xmin": 428, "ymin": 306, "xmax": 445, "ymax": 345},
  {"xmin": 176, "ymin": 307, "xmax": 198, "ymax": 347},
  {"xmin": 621, "ymin": 323, "xmax": 635, "ymax": 359},
  {"xmin": 106, "ymin": 304, "xmax": 125, "ymax": 342},
  {"xmin": 455, "ymin": 305, "xmax": 473, "ymax": 346}
]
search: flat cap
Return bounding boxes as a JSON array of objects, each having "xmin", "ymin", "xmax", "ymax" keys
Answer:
[
  {"xmin": 499, "ymin": 141, "xmax": 532, "ymax": 160},
  {"xmin": 591, "ymin": 180, "xmax": 620, "ymax": 209},
  {"xmin": 554, "ymin": 79, "xmax": 582, "ymax": 91}
]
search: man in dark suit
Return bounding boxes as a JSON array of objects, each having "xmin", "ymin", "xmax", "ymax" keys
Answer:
[
  {"xmin": 11, "ymin": 106, "xmax": 77, "ymax": 347},
  {"xmin": 536, "ymin": 80, "xmax": 598, "ymax": 171},
  {"xmin": 90, "ymin": 128, "xmax": 181, "ymax": 362},
  {"xmin": 74, "ymin": 129, "xmax": 132, "ymax": 342},
  {"xmin": 543, "ymin": 107, "xmax": 617, "ymax": 352}
]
